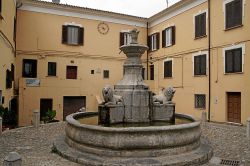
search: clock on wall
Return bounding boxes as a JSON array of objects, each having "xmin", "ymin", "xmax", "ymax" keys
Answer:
[{"xmin": 97, "ymin": 22, "xmax": 109, "ymax": 35}]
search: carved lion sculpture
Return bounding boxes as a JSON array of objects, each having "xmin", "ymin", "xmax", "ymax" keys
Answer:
[
  {"xmin": 153, "ymin": 86, "xmax": 176, "ymax": 104},
  {"xmin": 102, "ymin": 85, "xmax": 123, "ymax": 105}
]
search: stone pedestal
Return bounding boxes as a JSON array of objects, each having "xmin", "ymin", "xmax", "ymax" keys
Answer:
[
  {"xmin": 152, "ymin": 102, "xmax": 175, "ymax": 122},
  {"xmin": 202, "ymin": 111, "xmax": 207, "ymax": 122},
  {"xmin": 98, "ymin": 104, "xmax": 125, "ymax": 125},
  {"xmin": 0, "ymin": 117, "xmax": 2, "ymax": 136},
  {"xmin": 33, "ymin": 110, "xmax": 40, "ymax": 128},
  {"xmin": 3, "ymin": 152, "xmax": 22, "ymax": 166},
  {"xmin": 247, "ymin": 117, "xmax": 250, "ymax": 139}
]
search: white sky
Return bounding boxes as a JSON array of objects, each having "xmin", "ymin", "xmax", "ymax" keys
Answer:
[{"xmin": 45, "ymin": 0, "xmax": 181, "ymax": 17}]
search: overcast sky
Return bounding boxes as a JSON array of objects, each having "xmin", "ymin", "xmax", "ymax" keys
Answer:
[{"xmin": 45, "ymin": 0, "xmax": 181, "ymax": 17}]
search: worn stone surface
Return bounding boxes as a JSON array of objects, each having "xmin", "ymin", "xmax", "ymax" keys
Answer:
[
  {"xmin": 0, "ymin": 122, "xmax": 249, "ymax": 165},
  {"xmin": 152, "ymin": 103, "xmax": 175, "ymax": 121}
]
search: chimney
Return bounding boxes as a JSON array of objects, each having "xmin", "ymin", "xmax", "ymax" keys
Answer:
[{"xmin": 52, "ymin": 0, "xmax": 60, "ymax": 3}]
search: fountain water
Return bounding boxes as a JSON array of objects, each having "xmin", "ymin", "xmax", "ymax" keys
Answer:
[{"xmin": 53, "ymin": 29, "xmax": 213, "ymax": 166}]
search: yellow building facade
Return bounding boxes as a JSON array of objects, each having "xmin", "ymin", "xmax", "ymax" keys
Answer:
[
  {"xmin": 0, "ymin": 0, "xmax": 16, "ymax": 110},
  {"xmin": 12, "ymin": 0, "xmax": 250, "ymax": 126}
]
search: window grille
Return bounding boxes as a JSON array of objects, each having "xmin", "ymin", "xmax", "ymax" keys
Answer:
[{"xmin": 195, "ymin": 94, "xmax": 206, "ymax": 109}]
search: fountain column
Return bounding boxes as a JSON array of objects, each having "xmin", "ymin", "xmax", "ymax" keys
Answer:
[{"xmin": 114, "ymin": 29, "xmax": 149, "ymax": 123}]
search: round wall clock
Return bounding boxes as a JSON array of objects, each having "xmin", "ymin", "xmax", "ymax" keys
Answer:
[{"xmin": 97, "ymin": 22, "xmax": 109, "ymax": 35}]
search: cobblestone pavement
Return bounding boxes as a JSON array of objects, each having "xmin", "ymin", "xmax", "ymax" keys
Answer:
[{"xmin": 0, "ymin": 122, "xmax": 249, "ymax": 166}]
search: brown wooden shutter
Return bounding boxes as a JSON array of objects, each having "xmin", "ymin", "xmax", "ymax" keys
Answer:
[
  {"xmin": 0, "ymin": 0, "xmax": 2, "ymax": 13},
  {"xmin": 194, "ymin": 56, "xmax": 200, "ymax": 75},
  {"xmin": 78, "ymin": 27, "xmax": 84, "ymax": 46},
  {"xmin": 171, "ymin": 26, "xmax": 176, "ymax": 45},
  {"xmin": 156, "ymin": 33, "xmax": 160, "ymax": 50},
  {"xmin": 162, "ymin": 29, "xmax": 166, "ymax": 48},
  {"xmin": 200, "ymin": 54, "xmax": 206, "ymax": 75},
  {"xmin": 195, "ymin": 15, "xmax": 200, "ymax": 38},
  {"xmin": 148, "ymin": 35, "xmax": 151, "ymax": 51},
  {"xmin": 234, "ymin": 0, "xmax": 242, "ymax": 26},
  {"xmin": 201, "ymin": 13, "xmax": 206, "ymax": 36},
  {"xmin": 225, "ymin": 50, "xmax": 233, "ymax": 73},
  {"xmin": 62, "ymin": 25, "xmax": 68, "ymax": 44},
  {"xmin": 234, "ymin": 48, "xmax": 242, "ymax": 72},
  {"xmin": 120, "ymin": 32, "xmax": 124, "ymax": 46}
]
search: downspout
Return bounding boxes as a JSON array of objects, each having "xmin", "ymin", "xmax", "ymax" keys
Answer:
[
  {"xmin": 208, "ymin": 0, "xmax": 211, "ymax": 122},
  {"xmin": 146, "ymin": 22, "xmax": 149, "ymax": 80}
]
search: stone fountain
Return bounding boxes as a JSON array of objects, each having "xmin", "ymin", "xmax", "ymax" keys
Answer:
[{"xmin": 53, "ymin": 29, "xmax": 213, "ymax": 166}]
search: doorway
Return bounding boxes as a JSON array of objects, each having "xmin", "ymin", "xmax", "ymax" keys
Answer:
[
  {"xmin": 227, "ymin": 92, "xmax": 241, "ymax": 123},
  {"xmin": 63, "ymin": 96, "xmax": 86, "ymax": 120}
]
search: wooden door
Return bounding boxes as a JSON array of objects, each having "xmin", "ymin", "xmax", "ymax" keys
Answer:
[
  {"xmin": 227, "ymin": 92, "xmax": 241, "ymax": 123},
  {"xmin": 63, "ymin": 96, "xmax": 86, "ymax": 120},
  {"xmin": 40, "ymin": 99, "xmax": 53, "ymax": 121}
]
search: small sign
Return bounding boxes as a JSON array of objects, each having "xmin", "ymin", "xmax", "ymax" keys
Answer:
[{"xmin": 26, "ymin": 79, "xmax": 40, "ymax": 87}]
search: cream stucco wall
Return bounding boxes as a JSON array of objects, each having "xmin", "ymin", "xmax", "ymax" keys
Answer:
[
  {"xmin": 16, "ymin": 8, "xmax": 147, "ymax": 126},
  {"xmin": 0, "ymin": 0, "xmax": 16, "ymax": 108}
]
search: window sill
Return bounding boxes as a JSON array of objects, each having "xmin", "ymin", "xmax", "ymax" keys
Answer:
[
  {"xmin": 46, "ymin": 75, "xmax": 57, "ymax": 78},
  {"xmin": 194, "ymin": 35, "xmax": 207, "ymax": 40},
  {"xmin": 62, "ymin": 43, "xmax": 83, "ymax": 46},
  {"xmin": 163, "ymin": 44, "xmax": 174, "ymax": 48},
  {"xmin": 149, "ymin": 49, "xmax": 159, "ymax": 53},
  {"xmin": 164, "ymin": 77, "xmax": 173, "ymax": 79},
  {"xmin": 224, "ymin": 72, "xmax": 243, "ymax": 75},
  {"xmin": 224, "ymin": 24, "xmax": 243, "ymax": 31},
  {"xmin": 193, "ymin": 75, "xmax": 207, "ymax": 77}
]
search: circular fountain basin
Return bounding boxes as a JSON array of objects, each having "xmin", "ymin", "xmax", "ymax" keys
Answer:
[{"xmin": 54, "ymin": 112, "xmax": 213, "ymax": 165}]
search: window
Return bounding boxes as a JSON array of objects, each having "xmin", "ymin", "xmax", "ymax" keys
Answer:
[
  {"xmin": 225, "ymin": 48, "xmax": 242, "ymax": 73},
  {"xmin": 0, "ymin": 90, "xmax": 2, "ymax": 105},
  {"xmin": 48, "ymin": 62, "xmax": 57, "ymax": 76},
  {"xmin": 195, "ymin": 94, "xmax": 206, "ymax": 109},
  {"xmin": 62, "ymin": 25, "xmax": 84, "ymax": 45},
  {"xmin": 103, "ymin": 70, "xmax": 109, "ymax": 79},
  {"xmin": 11, "ymin": 64, "xmax": 14, "ymax": 81},
  {"xmin": 66, "ymin": 66, "xmax": 77, "ymax": 79},
  {"xmin": 22, "ymin": 59, "xmax": 37, "ymax": 78},
  {"xmin": 120, "ymin": 32, "xmax": 132, "ymax": 46},
  {"xmin": 148, "ymin": 33, "xmax": 159, "ymax": 51},
  {"xmin": 225, "ymin": 0, "xmax": 243, "ymax": 29},
  {"xmin": 194, "ymin": 54, "xmax": 207, "ymax": 76},
  {"xmin": 6, "ymin": 69, "xmax": 12, "ymax": 89},
  {"xmin": 195, "ymin": 12, "xmax": 206, "ymax": 38},
  {"xmin": 13, "ymin": 17, "xmax": 16, "ymax": 41},
  {"xmin": 0, "ymin": 0, "xmax": 2, "ymax": 16},
  {"xmin": 164, "ymin": 59, "xmax": 173, "ymax": 78},
  {"xmin": 91, "ymin": 70, "xmax": 94, "ymax": 74},
  {"xmin": 150, "ymin": 65, "xmax": 154, "ymax": 80},
  {"xmin": 162, "ymin": 26, "xmax": 175, "ymax": 47}
]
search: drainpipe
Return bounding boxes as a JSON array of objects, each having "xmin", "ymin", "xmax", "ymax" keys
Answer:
[
  {"xmin": 208, "ymin": 0, "xmax": 211, "ymax": 122},
  {"xmin": 146, "ymin": 22, "xmax": 149, "ymax": 80}
]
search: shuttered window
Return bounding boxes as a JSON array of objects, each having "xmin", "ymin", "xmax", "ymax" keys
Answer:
[
  {"xmin": 120, "ymin": 32, "xmax": 132, "ymax": 46},
  {"xmin": 194, "ymin": 54, "xmax": 206, "ymax": 76},
  {"xmin": 103, "ymin": 70, "xmax": 109, "ymax": 79},
  {"xmin": 164, "ymin": 60, "xmax": 172, "ymax": 78},
  {"xmin": 6, "ymin": 69, "xmax": 12, "ymax": 89},
  {"xmin": 162, "ymin": 26, "xmax": 175, "ymax": 47},
  {"xmin": 62, "ymin": 25, "xmax": 84, "ymax": 46},
  {"xmin": 225, "ymin": 48, "xmax": 242, "ymax": 73},
  {"xmin": 195, "ymin": 13, "xmax": 206, "ymax": 38},
  {"xmin": 148, "ymin": 33, "xmax": 159, "ymax": 51},
  {"xmin": 225, "ymin": 0, "xmax": 242, "ymax": 29},
  {"xmin": 48, "ymin": 62, "xmax": 57, "ymax": 76},
  {"xmin": 195, "ymin": 94, "xmax": 206, "ymax": 109},
  {"xmin": 22, "ymin": 59, "xmax": 37, "ymax": 78},
  {"xmin": 150, "ymin": 65, "xmax": 154, "ymax": 80},
  {"xmin": 66, "ymin": 66, "xmax": 77, "ymax": 79}
]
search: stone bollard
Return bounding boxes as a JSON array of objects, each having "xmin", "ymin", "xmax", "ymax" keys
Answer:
[
  {"xmin": 247, "ymin": 117, "xmax": 250, "ymax": 139},
  {"xmin": 201, "ymin": 111, "xmax": 207, "ymax": 122},
  {"xmin": 33, "ymin": 110, "xmax": 40, "ymax": 128},
  {"xmin": 0, "ymin": 117, "xmax": 2, "ymax": 136},
  {"xmin": 3, "ymin": 152, "xmax": 22, "ymax": 166}
]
